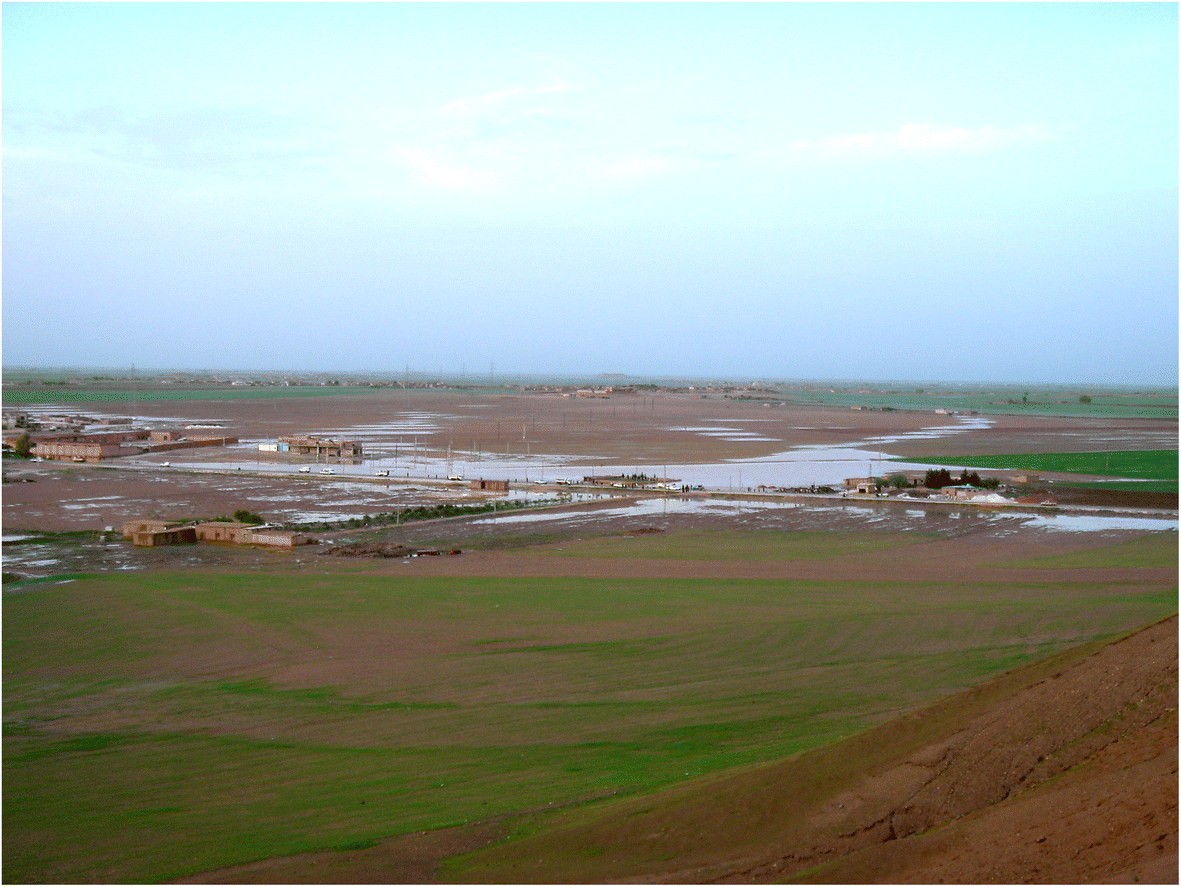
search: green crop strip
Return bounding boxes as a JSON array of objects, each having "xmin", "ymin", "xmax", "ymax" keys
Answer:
[{"xmin": 907, "ymin": 449, "xmax": 1177, "ymax": 482}]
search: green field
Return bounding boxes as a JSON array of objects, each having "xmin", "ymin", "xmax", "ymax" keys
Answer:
[
  {"xmin": 4, "ymin": 530, "xmax": 1177, "ymax": 883},
  {"xmin": 778, "ymin": 387, "xmax": 1177, "ymax": 420},
  {"xmin": 912, "ymin": 449, "xmax": 1178, "ymax": 491}
]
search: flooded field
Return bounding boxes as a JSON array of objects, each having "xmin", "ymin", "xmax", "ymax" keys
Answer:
[{"xmin": 4, "ymin": 388, "xmax": 1175, "ymax": 580}]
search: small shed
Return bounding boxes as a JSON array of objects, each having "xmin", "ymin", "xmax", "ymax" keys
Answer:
[{"xmin": 471, "ymin": 479, "xmax": 510, "ymax": 492}]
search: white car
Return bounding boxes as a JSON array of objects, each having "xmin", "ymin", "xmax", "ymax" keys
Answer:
[
  {"xmin": 320, "ymin": 467, "xmax": 335, "ymax": 474},
  {"xmin": 375, "ymin": 469, "xmax": 390, "ymax": 477},
  {"xmin": 298, "ymin": 467, "xmax": 311, "ymax": 473},
  {"xmin": 447, "ymin": 474, "xmax": 463, "ymax": 481}
]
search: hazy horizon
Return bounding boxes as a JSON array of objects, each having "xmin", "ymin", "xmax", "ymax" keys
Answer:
[
  {"xmin": 4, "ymin": 362, "xmax": 1177, "ymax": 393},
  {"xmin": 4, "ymin": 3, "xmax": 1177, "ymax": 386}
]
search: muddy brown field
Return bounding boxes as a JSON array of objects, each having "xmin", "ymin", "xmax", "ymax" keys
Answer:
[{"xmin": 4, "ymin": 388, "xmax": 1176, "ymax": 537}]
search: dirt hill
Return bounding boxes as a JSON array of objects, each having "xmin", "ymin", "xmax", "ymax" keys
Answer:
[{"xmin": 182, "ymin": 616, "xmax": 1177, "ymax": 884}]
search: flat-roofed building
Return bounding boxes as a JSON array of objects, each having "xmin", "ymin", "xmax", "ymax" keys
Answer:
[
  {"xmin": 246, "ymin": 529, "xmax": 308, "ymax": 548},
  {"xmin": 194, "ymin": 521, "xmax": 254, "ymax": 544},
  {"xmin": 132, "ymin": 526, "xmax": 198, "ymax": 547},
  {"xmin": 123, "ymin": 520, "xmax": 197, "ymax": 547},
  {"xmin": 33, "ymin": 441, "xmax": 129, "ymax": 463},
  {"xmin": 277, "ymin": 436, "xmax": 362, "ymax": 459},
  {"xmin": 471, "ymin": 479, "xmax": 510, "ymax": 492}
]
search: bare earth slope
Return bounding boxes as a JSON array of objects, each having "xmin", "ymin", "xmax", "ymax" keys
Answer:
[
  {"xmin": 727, "ymin": 614, "xmax": 1179, "ymax": 884},
  {"xmin": 433, "ymin": 616, "xmax": 1177, "ymax": 885}
]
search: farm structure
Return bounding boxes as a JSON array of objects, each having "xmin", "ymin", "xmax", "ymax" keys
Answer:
[
  {"xmin": 32, "ymin": 441, "xmax": 129, "ymax": 463},
  {"xmin": 195, "ymin": 522, "xmax": 308, "ymax": 547},
  {"xmin": 471, "ymin": 479, "xmax": 510, "ymax": 492},
  {"xmin": 29, "ymin": 428, "xmax": 237, "ymax": 462},
  {"xmin": 122, "ymin": 519, "xmax": 308, "ymax": 548},
  {"xmin": 844, "ymin": 477, "xmax": 880, "ymax": 492},
  {"xmin": 39, "ymin": 429, "xmax": 149, "ymax": 446},
  {"xmin": 941, "ymin": 486, "xmax": 1011, "ymax": 504},
  {"xmin": 122, "ymin": 521, "xmax": 198, "ymax": 547},
  {"xmin": 277, "ymin": 436, "xmax": 363, "ymax": 460}
]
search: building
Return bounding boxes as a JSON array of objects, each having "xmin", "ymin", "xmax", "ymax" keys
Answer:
[
  {"xmin": 193, "ymin": 522, "xmax": 308, "ymax": 547},
  {"xmin": 471, "ymin": 479, "xmax": 510, "ymax": 492},
  {"xmin": 844, "ymin": 477, "xmax": 878, "ymax": 491},
  {"xmin": 33, "ymin": 441, "xmax": 131, "ymax": 463},
  {"xmin": 245, "ymin": 529, "xmax": 308, "ymax": 548},
  {"xmin": 39, "ymin": 429, "xmax": 149, "ymax": 446},
  {"xmin": 277, "ymin": 436, "xmax": 363, "ymax": 459},
  {"xmin": 941, "ymin": 485, "xmax": 980, "ymax": 500},
  {"xmin": 194, "ymin": 521, "xmax": 254, "ymax": 544},
  {"xmin": 124, "ymin": 520, "xmax": 179, "ymax": 539},
  {"xmin": 123, "ymin": 521, "xmax": 198, "ymax": 547},
  {"xmin": 942, "ymin": 486, "xmax": 1011, "ymax": 505}
]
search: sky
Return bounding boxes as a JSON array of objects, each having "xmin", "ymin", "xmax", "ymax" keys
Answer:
[{"xmin": 3, "ymin": 2, "xmax": 1177, "ymax": 385}]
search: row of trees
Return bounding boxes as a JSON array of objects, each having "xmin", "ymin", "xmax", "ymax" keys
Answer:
[{"xmin": 923, "ymin": 468, "xmax": 999, "ymax": 490}]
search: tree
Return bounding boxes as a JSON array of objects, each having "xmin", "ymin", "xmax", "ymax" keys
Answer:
[
  {"xmin": 924, "ymin": 468, "xmax": 953, "ymax": 489},
  {"xmin": 1079, "ymin": 394, "xmax": 1092, "ymax": 404},
  {"xmin": 887, "ymin": 473, "xmax": 909, "ymax": 489},
  {"xmin": 233, "ymin": 509, "xmax": 264, "ymax": 525},
  {"xmin": 13, "ymin": 433, "xmax": 32, "ymax": 458}
]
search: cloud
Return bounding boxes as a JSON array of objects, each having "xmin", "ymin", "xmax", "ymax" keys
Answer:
[
  {"xmin": 390, "ymin": 146, "xmax": 499, "ymax": 192},
  {"xmin": 775, "ymin": 123, "xmax": 1050, "ymax": 160},
  {"xmin": 440, "ymin": 82, "xmax": 571, "ymax": 115},
  {"xmin": 598, "ymin": 155, "xmax": 679, "ymax": 183},
  {"xmin": 30, "ymin": 105, "xmax": 319, "ymax": 176}
]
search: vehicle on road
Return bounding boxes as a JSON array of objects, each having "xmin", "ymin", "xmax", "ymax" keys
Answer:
[
  {"xmin": 298, "ymin": 467, "xmax": 311, "ymax": 473},
  {"xmin": 320, "ymin": 467, "xmax": 335, "ymax": 474}
]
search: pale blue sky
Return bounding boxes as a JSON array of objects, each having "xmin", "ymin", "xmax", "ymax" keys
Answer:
[{"xmin": 4, "ymin": 2, "xmax": 1177, "ymax": 384}]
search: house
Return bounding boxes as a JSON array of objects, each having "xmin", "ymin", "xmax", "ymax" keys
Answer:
[
  {"xmin": 244, "ymin": 529, "xmax": 308, "ymax": 548},
  {"xmin": 123, "ymin": 521, "xmax": 197, "ymax": 547},
  {"xmin": 194, "ymin": 521, "xmax": 254, "ymax": 544},
  {"xmin": 941, "ymin": 485, "xmax": 980, "ymax": 500},
  {"xmin": 277, "ymin": 436, "xmax": 362, "ymax": 459},
  {"xmin": 844, "ymin": 477, "xmax": 878, "ymax": 493}
]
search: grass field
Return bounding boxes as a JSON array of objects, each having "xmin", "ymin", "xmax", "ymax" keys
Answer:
[
  {"xmin": 779, "ymin": 387, "xmax": 1178, "ymax": 420},
  {"xmin": 4, "ymin": 529, "xmax": 1176, "ymax": 883},
  {"xmin": 912, "ymin": 449, "xmax": 1178, "ymax": 492}
]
